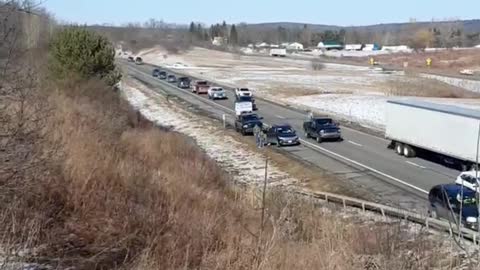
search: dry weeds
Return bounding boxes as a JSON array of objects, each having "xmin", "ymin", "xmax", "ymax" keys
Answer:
[{"xmin": 385, "ymin": 72, "xmax": 480, "ymax": 98}]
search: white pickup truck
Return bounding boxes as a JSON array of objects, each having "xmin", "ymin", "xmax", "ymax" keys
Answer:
[{"xmin": 235, "ymin": 88, "xmax": 253, "ymax": 98}]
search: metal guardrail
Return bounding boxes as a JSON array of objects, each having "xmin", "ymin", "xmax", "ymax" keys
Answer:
[
  {"xmin": 290, "ymin": 187, "xmax": 480, "ymax": 244},
  {"xmin": 123, "ymin": 61, "xmax": 480, "ymax": 244}
]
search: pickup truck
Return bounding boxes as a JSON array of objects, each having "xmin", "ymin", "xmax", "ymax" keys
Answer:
[
  {"xmin": 235, "ymin": 113, "xmax": 263, "ymax": 136},
  {"xmin": 193, "ymin": 80, "xmax": 210, "ymax": 94},
  {"xmin": 303, "ymin": 117, "xmax": 342, "ymax": 143},
  {"xmin": 235, "ymin": 88, "xmax": 253, "ymax": 98}
]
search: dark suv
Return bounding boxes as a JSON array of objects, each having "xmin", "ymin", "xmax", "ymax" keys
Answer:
[
  {"xmin": 428, "ymin": 184, "xmax": 478, "ymax": 230},
  {"xmin": 177, "ymin": 77, "xmax": 191, "ymax": 89},
  {"xmin": 266, "ymin": 124, "xmax": 300, "ymax": 146},
  {"xmin": 158, "ymin": 71, "xmax": 167, "ymax": 80},
  {"xmin": 234, "ymin": 114, "xmax": 263, "ymax": 135}
]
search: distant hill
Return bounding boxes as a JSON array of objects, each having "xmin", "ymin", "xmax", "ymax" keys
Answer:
[{"xmin": 248, "ymin": 19, "xmax": 480, "ymax": 34}]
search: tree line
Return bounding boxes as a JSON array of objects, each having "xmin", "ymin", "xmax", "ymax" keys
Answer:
[{"xmin": 93, "ymin": 18, "xmax": 480, "ymax": 51}]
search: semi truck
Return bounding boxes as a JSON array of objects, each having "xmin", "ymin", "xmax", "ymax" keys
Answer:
[{"xmin": 386, "ymin": 100, "xmax": 480, "ymax": 171}]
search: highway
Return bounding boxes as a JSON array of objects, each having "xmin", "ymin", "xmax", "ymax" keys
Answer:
[{"xmin": 122, "ymin": 61, "xmax": 463, "ymax": 213}]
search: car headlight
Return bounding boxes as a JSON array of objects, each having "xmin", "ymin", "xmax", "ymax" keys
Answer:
[
  {"xmin": 320, "ymin": 130, "xmax": 325, "ymax": 134},
  {"xmin": 243, "ymin": 125, "xmax": 248, "ymax": 128}
]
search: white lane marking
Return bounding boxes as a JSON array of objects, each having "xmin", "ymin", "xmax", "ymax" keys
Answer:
[
  {"xmin": 277, "ymin": 115, "xmax": 286, "ymax": 119},
  {"xmin": 406, "ymin": 161, "xmax": 427, "ymax": 169},
  {"xmin": 301, "ymin": 140, "xmax": 429, "ymax": 194},
  {"xmin": 128, "ymin": 64, "xmax": 429, "ymax": 195},
  {"xmin": 348, "ymin": 140, "xmax": 363, "ymax": 147}
]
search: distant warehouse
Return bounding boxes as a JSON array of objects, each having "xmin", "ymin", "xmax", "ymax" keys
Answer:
[{"xmin": 317, "ymin": 41, "xmax": 344, "ymax": 51}]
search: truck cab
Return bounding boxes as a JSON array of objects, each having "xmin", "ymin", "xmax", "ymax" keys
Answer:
[
  {"xmin": 303, "ymin": 117, "xmax": 342, "ymax": 143},
  {"xmin": 235, "ymin": 113, "xmax": 263, "ymax": 136}
]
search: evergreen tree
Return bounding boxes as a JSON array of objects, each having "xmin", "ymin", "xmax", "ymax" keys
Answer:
[
  {"xmin": 49, "ymin": 27, "xmax": 120, "ymax": 86},
  {"xmin": 230, "ymin": 24, "xmax": 238, "ymax": 45},
  {"xmin": 189, "ymin": 22, "xmax": 196, "ymax": 34},
  {"xmin": 196, "ymin": 23, "xmax": 203, "ymax": 40},
  {"xmin": 221, "ymin": 21, "xmax": 227, "ymax": 37}
]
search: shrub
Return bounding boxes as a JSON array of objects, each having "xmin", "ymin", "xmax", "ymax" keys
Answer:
[
  {"xmin": 48, "ymin": 26, "xmax": 121, "ymax": 86},
  {"xmin": 311, "ymin": 59, "xmax": 326, "ymax": 71}
]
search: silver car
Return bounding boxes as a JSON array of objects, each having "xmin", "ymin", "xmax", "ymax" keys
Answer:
[{"xmin": 208, "ymin": 87, "xmax": 227, "ymax": 100}]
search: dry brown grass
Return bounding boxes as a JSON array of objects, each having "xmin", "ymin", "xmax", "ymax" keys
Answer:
[
  {"xmin": 385, "ymin": 73, "xmax": 480, "ymax": 98},
  {"xmin": 350, "ymin": 49, "xmax": 480, "ymax": 74}
]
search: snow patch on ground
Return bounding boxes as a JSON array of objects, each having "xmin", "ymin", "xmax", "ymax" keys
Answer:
[
  {"xmin": 123, "ymin": 80, "xmax": 298, "ymax": 187},
  {"xmin": 286, "ymin": 94, "xmax": 390, "ymax": 130},
  {"xmin": 421, "ymin": 73, "xmax": 480, "ymax": 93}
]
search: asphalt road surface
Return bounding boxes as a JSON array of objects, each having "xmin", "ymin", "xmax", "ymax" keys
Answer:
[{"xmin": 122, "ymin": 61, "xmax": 463, "ymax": 213}]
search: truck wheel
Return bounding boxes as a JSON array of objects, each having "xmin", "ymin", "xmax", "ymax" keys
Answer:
[
  {"xmin": 305, "ymin": 131, "xmax": 310, "ymax": 138},
  {"xmin": 403, "ymin": 145, "xmax": 416, "ymax": 158},
  {"xmin": 316, "ymin": 136, "xmax": 322, "ymax": 143},
  {"xmin": 241, "ymin": 130, "xmax": 246, "ymax": 136},
  {"xmin": 395, "ymin": 143, "xmax": 404, "ymax": 155}
]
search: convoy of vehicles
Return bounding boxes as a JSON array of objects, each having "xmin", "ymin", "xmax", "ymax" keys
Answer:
[
  {"xmin": 386, "ymin": 100, "xmax": 480, "ymax": 171},
  {"xmin": 139, "ymin": 64, "xmax": 480, "ymax": 227},
  {"xmin": 303, "ymin": 117, "xmax": 342, "ymax": 143},
  {"xmin": 208, "ymin": 87, "xmax": 227, "ymax": 100}
]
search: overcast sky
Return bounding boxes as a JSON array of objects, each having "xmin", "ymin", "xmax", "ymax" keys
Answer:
[{"xmin": 43, "ymin": 0, "xmax": 479, "ymax": 26}]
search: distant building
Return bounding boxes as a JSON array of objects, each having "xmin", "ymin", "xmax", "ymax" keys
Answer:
[
  {"xmin": 287, "ymin": 42, "xmax": 304, "ymax": 51},
  {"xmin": 212, "ymin": 36, "xmax": 227, "ymax": 46},
  {"xmin": 362, "ymin": 43, "xmax": 381, "ymax": 51},
  {"xmin": 317, "ymin": 41, "xmax": 344, "ymax": 50},
  {"xmin": 270, "ymin": 44, "xmax": 280, "ymax": 48},
  {"xmin": 381, "ymin": 45, "xmax": 412, "ymax": 53},
  {"xmin": 256, "ymin": 42, "xmax": 270, "ymax": 48},
  {"xmin": 280, "ymin": 42, "xmax": 290, "ymax": 48},
  {"xmin": 247, "ymin": 44, "xmax": 254, "ymax": 48},
  {"xmin": 344, "ymin": 44, "xmax": 363, "ymax": 51}
]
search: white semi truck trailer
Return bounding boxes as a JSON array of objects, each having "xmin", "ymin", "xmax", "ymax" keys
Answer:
[{"xmin": 386, "ymin": 100, "xmax": 480, "ymax": 171}]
